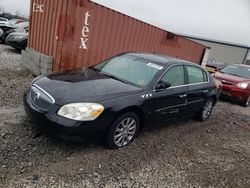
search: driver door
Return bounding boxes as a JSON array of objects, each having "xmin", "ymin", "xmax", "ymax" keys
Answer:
[{"xmin": 144, "ymin": 65, "xmax": 188, "ymax": 125}]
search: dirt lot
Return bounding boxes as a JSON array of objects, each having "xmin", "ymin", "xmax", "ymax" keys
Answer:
[{"xmin": 0, "ymin": 43, "xmax": 250, "ymax": 188}]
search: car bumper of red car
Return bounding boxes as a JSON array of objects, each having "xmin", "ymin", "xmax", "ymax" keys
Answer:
[{"xmin": 221, "ymin": 85, "xmax": 250, "ymax": 102}]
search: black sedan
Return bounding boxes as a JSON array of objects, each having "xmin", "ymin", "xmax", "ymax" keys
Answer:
[
  {"xmin": 6, "ymin": 32, "xmax": 28, "ymax": 51},
  {"xmin": 24, "ymin": 53, "xmax": 217, "ymax": 149}
]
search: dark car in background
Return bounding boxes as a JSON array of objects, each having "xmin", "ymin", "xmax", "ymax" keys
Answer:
[
  {"xmin": 205, "ymin": 61, "xmax": 226, "ymax": 74},
  {"xmin": 6, "ymin": 32, "xmax": 28, "ymax": 51},
  {"xmin": 24, "ymin": 53, "xmax": 217, "ymax": 149},
  {"xmin": 213, "ymin": 64, "xmax": 250, "ymax": 107}
]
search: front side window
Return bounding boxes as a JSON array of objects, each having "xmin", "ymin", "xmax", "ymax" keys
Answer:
[
  {"xmin": 161, "ymin": 66, "xmax": 185, "ymax": 87},
  {"xmin": 187, "ymin": 66, "xmax": 207, "ymax": 84},
  {"xmin": 94, "ymin": 55, "xmax": 163, "ymax": 86}
]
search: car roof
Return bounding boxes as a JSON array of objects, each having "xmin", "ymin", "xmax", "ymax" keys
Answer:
[{"xmin": 125, "ymin": 52, "xmax": 196, "ymax": 66}]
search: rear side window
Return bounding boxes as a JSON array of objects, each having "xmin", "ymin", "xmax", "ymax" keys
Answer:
[
  {"xmin": 187, "ymin": 66, "xmax": 208, "ymax": 84},
  {"xmin": 161, "ymin": 66, "xmax": 185, "ymax": 87}
]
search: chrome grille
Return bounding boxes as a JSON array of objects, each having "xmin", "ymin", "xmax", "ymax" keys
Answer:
[{"xmin": 29, "ymin": 85, "xmax": 55, "ymax": 111}]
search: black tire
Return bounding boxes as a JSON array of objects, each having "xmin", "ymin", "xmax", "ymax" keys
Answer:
[
  {"xmin": 105, "ymin": 112, "xmax": 140, "ymax": 149},
  {"xmin": 1, "ymin": 37, "xmax": 5, "ymax": 43},
  {"xmin": 21, "ymin": 40, "xmax": 28, "ymax": 50},
  {"xmin": 197, "ymin": 98, "xmax": 214, "ymax": 122},
  {"xmin": 241, "ymin": 96, "xmax": 250, "ymax": 107}
]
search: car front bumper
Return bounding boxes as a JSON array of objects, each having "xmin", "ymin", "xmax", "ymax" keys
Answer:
[
  {"xmin": 24, "ymin": 92, "xmax": 111, "ymax": 141},
  {"xmin": 6, "ymin": 40, "xmax": 24, "ymax": 50},
  {"xmin": 221, "ymin": 85, "xmax": 250, "ymax": 102}
]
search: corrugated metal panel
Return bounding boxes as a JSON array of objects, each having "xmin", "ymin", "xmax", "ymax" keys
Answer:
[{"xmin": 28, "ymin": 0, "xmax": 207, "ymax": 73}]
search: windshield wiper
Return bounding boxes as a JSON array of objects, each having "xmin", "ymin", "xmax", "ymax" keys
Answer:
[
  {"xmin": 101, "ymin": 72, "xmax": 129, "ymax": 84},
  {"xmin": 90, "ymin": 67, "xmax": 100, "ymax": 72}
]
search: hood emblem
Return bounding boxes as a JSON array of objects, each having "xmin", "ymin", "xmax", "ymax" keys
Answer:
[{"xmin": 34, "ymin": 92, "xmax": 40, "ymax": 102}]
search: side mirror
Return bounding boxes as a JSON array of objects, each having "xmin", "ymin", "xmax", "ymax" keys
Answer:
[{"xmin": 155, "ymin": 81, "xmax": 171, "ymax": 90}]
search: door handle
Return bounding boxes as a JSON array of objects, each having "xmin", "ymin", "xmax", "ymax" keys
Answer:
[
  {"xmin": 179, "ymin": 94, "xmax": 187, "ymax": 98},
  {"xmin": 203, "ymin": 90, "xmax": 208, "ymax": 93}
]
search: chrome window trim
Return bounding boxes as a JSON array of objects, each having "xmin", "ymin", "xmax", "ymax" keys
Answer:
[
  {"xmin": 153, "ymin": 64, "xmax": 210, "ymax": 92},
  {"xmin": 32, "ymin": 84, "xmax": 55, "ymax": 104}
]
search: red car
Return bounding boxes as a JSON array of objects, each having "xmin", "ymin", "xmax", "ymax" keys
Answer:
[{"xmin": 213, "ymin": 64, "xmax": 250, "ymax": 107}]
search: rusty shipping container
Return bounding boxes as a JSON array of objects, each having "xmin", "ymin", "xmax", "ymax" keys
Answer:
[{"xmin": 22, "ymin": 0, "xmax": 209, "ymax": 75}]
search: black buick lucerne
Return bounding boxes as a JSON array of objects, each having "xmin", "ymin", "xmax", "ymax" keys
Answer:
[{"xmin": 24, "ymin": 53, "xmax": 217, "ymax": 149}]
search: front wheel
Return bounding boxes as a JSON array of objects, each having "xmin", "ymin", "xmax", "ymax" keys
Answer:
[
  {"xmin": 105, "ymin": 112, "xmax": 140, "ymax": 149},
  {"xmin": 197, "ymin": 98, "xmax": 214, "ymax": 122},
  {"xmin": 21, "ymin": 40, "xmax": 28, "ymax": 50},
  {"xmin": 241, "ymin": 95, "xmax": 250, "ymax": 107}
]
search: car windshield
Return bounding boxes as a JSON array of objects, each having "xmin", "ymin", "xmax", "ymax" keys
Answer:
[
  {"xmin": 94, "ymin": 55, "xmax": 163, "ymax": 87},
  {"xmin": 15, "ymin": 22, "xmax": 29, "ymax": 28},
  {"xmin": 220, "ymin": 65, "xmax": 250, "ymax": 79}
]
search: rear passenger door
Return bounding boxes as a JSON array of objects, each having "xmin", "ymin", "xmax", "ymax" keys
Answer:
[{"xmin": 185, "ymin": 65, "xmax": 210, "ymax": 116}]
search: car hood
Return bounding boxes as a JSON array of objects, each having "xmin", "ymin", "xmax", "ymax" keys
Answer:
[
  {"xmin": 7, "ymin": 32, "xmax": 28, "ymax": 41},
  {"xmin": 214, "ymin": 71, "xmax": 250, "ymax": 84},
  {"xmin": 10, "ymin": 28, "xmax": 26, "ymax": 33},
  {"xmin": 34, "ymin": 68, "xmax": 143, "ymax": 105}
]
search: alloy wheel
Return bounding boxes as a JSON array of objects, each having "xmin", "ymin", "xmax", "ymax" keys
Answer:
[
  {"xmin": 202, "ymin": 100, "xmax": 213, "ymax": 120},
  {"xmin": 114, "ymin": 117, "xmax": 137, "ymax": 147},
  {"xmin": 246, "ymin": 96, "xmax": 250, "ymax": 107}
]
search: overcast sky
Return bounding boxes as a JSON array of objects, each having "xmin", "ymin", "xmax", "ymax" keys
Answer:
[{"xmin": 0, "ymin": 0, "xmax": 249, "ymax": 46}]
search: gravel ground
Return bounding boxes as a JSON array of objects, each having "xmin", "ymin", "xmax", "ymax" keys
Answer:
[{"xmin": 0, "ymin": 43, "xmax": 250, "ymax": 188}]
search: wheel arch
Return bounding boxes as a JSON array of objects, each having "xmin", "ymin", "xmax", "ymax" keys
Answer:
[{"xmin": 113, "ymin": 106, "xmax": 146, "ymax": 131}]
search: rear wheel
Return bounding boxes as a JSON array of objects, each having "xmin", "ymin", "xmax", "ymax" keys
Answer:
[
  {"xmin": 105, "ymin": 112, "xmax": 139, "ymax": 149},
  {"xmin": 197, "ymin": 98, "xmax": 214, "ymax": 121}
]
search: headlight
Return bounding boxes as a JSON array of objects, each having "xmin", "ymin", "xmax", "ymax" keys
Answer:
[
  {"xmin": 58, "ymin": 103, "xmax": 104, "ymax": 121},
  {"xmin": 236, "ymin": 82, "xmax": 248, "ymax": 89}
]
